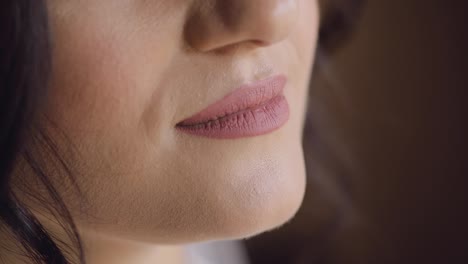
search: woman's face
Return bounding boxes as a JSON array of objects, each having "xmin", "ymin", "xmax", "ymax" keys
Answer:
[{"xmin": 44, "ymin": 0, "xmax": 319, "ymax": 243}]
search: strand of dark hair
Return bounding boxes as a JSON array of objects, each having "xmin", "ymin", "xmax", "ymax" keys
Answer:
[{"xmin": 0, "ymin": 1, "xmax": 84, "ymax": 263}]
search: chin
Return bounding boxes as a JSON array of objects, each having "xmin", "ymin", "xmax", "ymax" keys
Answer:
[
  {"xmin": 208, "ymin": 152, "xmax": 307, "ymax": 241},
  {"xmin": 145, "ymin": 151, "xmax": 307, "ymax": 244},
  {"xmin": 78, "ymin": 135, "xmax": 307, "ymax": 245},
  {"xmin": 223, "ymin": 191, "xmax": 306, "ymax": 241}
]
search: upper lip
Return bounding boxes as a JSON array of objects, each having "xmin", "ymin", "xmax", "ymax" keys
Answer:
[{"xmin": 176, "ymin": 74, "xmax": 287, "ymax": 127}]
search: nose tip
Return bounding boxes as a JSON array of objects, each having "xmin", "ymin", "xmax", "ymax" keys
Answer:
[{"xmin": 185, "ymin": 0, "xmax": 299, "ymax": 52}]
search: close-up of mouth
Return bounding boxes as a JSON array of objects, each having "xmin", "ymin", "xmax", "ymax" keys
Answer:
[
  {"xmin": 3, "ymin": 1, "xmax": 466, "ymax": 263},
  {"xmin": 176, "ymin": 75, "xmax": 290, "ymax": 139}
]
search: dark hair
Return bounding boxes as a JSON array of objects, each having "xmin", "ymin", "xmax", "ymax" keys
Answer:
[
  {"xmin": 0, "ymin": 1, "xmax": 364, "ymax": 263},
  {"xmin": 0, "ymin": 1, "xmax": 83, "ymax": 263}
]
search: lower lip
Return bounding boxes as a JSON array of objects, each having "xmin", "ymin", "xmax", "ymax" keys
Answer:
[{"xmin": 176, "ymin": 78, "xmax": 290, "ymax": 139}]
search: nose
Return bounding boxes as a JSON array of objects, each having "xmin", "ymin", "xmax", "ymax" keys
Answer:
[{"xmin": 185, "ymin": 0, "xmax": 299, "ymax": 52}]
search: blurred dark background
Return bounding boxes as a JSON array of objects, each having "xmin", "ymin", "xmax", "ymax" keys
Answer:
[{"xmin": 246, "ymin": 1, "xmax": 468, "ymax": 263}]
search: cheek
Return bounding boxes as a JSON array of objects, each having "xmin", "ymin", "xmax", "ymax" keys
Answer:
[
  {"xmin": 42, "ymin": 12, "xmax": 187, "ymax": 222},
  {"xmin": 48, "ymin": 30, "xmax": 152, "ymax": 130},
  {"xmin": 293, "ymin": 0, "xmax": 319, "ymax": 72},
  {"xmin": 45, "ymin": 12, "xmax": 180, "ymax": 170},
  {"xmin": 278, "ymin": 0, "xmax": 319, "ymax": 139}
]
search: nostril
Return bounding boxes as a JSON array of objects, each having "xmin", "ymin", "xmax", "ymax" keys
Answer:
[
  {"xmin": 251, "ymin": 40, "xmax": 269, "ymax": 47},
  {"xmin": 209, "ymin": 41, "xmax": 268, "ymax": 56}
]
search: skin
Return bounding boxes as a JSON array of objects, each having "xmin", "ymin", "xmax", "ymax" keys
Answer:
[{"xmin": 11, "ymin": 0, "xmax": 320, "ymax": 263}]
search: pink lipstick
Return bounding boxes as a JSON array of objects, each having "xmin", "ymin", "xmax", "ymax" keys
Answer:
[{"xmin": 176, "ymin": 75, "xmax": 290, "ymax": 139}]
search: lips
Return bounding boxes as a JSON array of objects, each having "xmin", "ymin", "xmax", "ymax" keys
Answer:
[{"xmin": 176, "ymin": 75, "xmax": 290, "ymax": 139}]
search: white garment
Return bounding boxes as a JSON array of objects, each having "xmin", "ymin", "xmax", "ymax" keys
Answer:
[{"xmin": 186, "ymin": 241, "xmax": 250, "ymax": 264}]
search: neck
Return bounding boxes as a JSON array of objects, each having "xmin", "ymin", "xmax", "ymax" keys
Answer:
[{"xmin": 81, "ymin": 232, "xmax": 187, "ymax": 264}]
